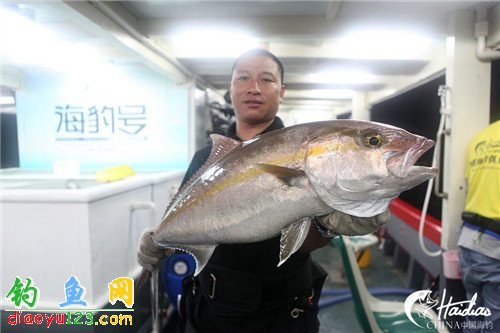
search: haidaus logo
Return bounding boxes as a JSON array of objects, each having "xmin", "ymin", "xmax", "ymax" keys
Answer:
[
  {"xmin": 404, "ymin": 290, "xmax": 438, "ymax": 328},
  {"xmin": 404, "ymin": 289, "xmax": 493, "ymax": 330}
]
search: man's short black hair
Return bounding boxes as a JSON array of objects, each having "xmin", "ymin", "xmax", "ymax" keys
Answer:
[{"xmin": 231, "ymin": 48, "xmax": 285, "ymax": 84}]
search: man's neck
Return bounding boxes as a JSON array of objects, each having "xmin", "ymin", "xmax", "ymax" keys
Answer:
[{"xmin": 235, "ymin": 119, "xmax": 275, "ymax": 141}]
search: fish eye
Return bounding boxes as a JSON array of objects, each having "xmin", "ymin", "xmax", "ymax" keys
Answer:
[{"xmin": 365, "ymin": 134, "xmax": 382, "ymax": 147}]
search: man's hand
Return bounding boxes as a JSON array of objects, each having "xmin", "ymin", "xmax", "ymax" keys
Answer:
[
  {"xmin": 137, "ymin": 228, "xmax": 175, "ymax": 272},
  {"xmin": 315, "ymin": 209, "xmax": 390, "ymax": 236}
]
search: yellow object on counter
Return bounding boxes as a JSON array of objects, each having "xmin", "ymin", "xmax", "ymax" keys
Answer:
[
  {"xmin": 96, "ymin": 165, "xmax": 135, "ymax": 182},
  {"xmin": 356, "ymin": 248, "xmax": 372, "ymax": 268}
]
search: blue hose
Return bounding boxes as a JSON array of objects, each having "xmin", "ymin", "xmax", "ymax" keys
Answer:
[{"xmin": 319, "ymin": 287, "xmax": 415, "ymax": 309}]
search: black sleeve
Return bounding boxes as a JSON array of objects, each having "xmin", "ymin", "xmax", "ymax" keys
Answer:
[
  {"xmin": 180, "ymin": 145, "xmax": 212, "ymax": 186},
  {"xmin": 162, "ymin": 146, "xmax": 213, "ymax": 218}
]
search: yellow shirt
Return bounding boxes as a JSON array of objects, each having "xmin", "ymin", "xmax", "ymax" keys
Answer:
[{"xmin": 464, "ymin": 120, "xmax": 500, "ymax": 220}]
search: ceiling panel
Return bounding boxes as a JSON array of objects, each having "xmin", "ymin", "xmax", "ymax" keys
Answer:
[{"xmin": 3, "ymin": 0, "xmax": 495, "ymax": 116}]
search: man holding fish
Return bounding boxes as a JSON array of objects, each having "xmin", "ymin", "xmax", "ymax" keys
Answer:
[{"xmin": 137, "ymin": 49, "xmax": 437, "ymax": 332}]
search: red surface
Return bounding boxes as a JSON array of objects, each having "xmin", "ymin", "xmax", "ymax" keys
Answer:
[{"xmin": 389, "ymin": 198, "xmax": 442, "ymax": 245}]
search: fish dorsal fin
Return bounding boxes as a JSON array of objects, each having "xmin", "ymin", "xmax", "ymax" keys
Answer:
[
  {"xmin": 208, "ymin": 134, "xmax": 242, "ymax": 162},
  {"xmin": 256, "ymin": 164, "xmax": 308, "ymax": 187},
  {"xmin": 163, "ymin": 135, "xmax": 241, "ymax": 218},
  {"xmin": 278, "ymin": 217, "xmax": 312, "ymax": 266},
  {"xmin": 182, "ymin": 135, "xmax": 241, "ymax": 192}
]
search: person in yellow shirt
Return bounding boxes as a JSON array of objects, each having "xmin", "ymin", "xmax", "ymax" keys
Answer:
[{"xmin": 458, "ymin": 120, "xmax": 500, "ymax": 333}]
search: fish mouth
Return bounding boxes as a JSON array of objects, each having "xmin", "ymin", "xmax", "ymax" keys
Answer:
[
  {"xmin": 406, "ymin": 165, "xmax": 439, "ymax": 179},
  {"xmin": 387, "ymin": 137, "xmax": 435, "ymax": 178}
]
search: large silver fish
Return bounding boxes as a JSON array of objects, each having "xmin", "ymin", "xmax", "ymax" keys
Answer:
[{"xmin": 153, "ymin": 120, "xmax": 438, "ymax": 275}]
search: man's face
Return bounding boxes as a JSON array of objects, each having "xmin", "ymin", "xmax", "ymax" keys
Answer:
[{"xmin": 230, "ymin": 55, "xmax": 285, "ymax": 125}]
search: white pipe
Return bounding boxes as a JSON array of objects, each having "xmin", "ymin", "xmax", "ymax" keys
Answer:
[
  {"xmin": 433, "ymin": 86, "xmax": 450, "ymax": 199},
  {"xmin": 418, "ymin": 119, "xmax": 445, "ymax": 257},
  {"xmin": 419, "ymin": 178, "xmax": 442, "ymax": 257},
  {"xmin": 476, "ymin": 34, "xmax": 500, "ymax": 61},
  {"xmin": 130, "ymin": 201, "xmax": 157, "ymax": 227},
  {"xmin": 474, "ymin": 9, "xmax": 500, "ymax": 61},
  {"xmin": 150, "ymin": 267, "xmax": 160, "ymax": 333},
  {"xmin": 130, "ymin": 201, "xmax": 160, "ymax": 332},
  {"xmin": 130, "ymin": 201, "xmax": 156, "ymax": 212},
  {"xmin": 417, "ymin": 85, "xmax": 452, "ymax": 257}
]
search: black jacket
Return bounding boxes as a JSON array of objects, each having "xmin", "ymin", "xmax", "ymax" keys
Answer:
[{"xmin": 179, "ymin": 117, "xmax": 325, "ymax": 333}]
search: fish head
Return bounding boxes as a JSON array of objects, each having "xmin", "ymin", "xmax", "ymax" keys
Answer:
[{"xmin": 304, "ymin": 120, "xmax": 438, "ymax": 216}]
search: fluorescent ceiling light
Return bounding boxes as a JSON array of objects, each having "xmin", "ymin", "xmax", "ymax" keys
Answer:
[
  {"xmin": 0, "ymin": 8, "xmax": 61, "ymax": 66},
  {"xmin": 308, "ymin": 89, "xmax": 354, "ymax": 99},
  {"xmin": 0, "ymin": 8, "xmax": 113, "ymax": 76},
  {"xmin": 285, "ymin": 89, "xmax": 354, "ymax": 100},
  {"xmin": 334, "ymin": 29, "xmax": 433, "ymax": 60},
  {"xmin": 171, "ymin": 29, "xmax": 259, "ymax": 58},
  {"xmin": 308, "ymin": 70, "xmax": 377, "ymax": 85},
  {"xmin": 0, "ymin": 96, "xmax": 16, "ymax": 105}
]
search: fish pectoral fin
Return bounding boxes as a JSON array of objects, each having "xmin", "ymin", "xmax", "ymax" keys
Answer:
[
  {"xmin": 278, "ymin": 217, "xmax": 312, "ymax": 266},
  {"xmin": 256, "ymin": 164, "xmax": 307, "ymax": 187},
  {"xmin": 176, "ymin": 244, "xmax": 217, "ymax": 276}
]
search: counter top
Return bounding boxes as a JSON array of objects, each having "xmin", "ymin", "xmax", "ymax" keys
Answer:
[{"xmin": 1, "ymin": 170, "xmax": 184, "ymax": 203}]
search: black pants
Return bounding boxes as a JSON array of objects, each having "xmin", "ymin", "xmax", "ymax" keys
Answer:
[{"xmin": 179, "ymin": 261, "xmax": 327, "ymax": 333}]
